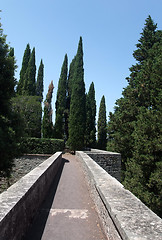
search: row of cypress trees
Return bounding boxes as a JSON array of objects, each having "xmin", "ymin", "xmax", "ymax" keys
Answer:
[
  {"xmin": 17, "ymin": 44, "xmax": 44, "ymax": 98},
  {"xmin": 54, "ymin": 37, "xmax": 107, "ymax": 151},
  {"xmin": 13, "ymin": 37, "xmax": 107, "ymax": 150},
  {"xmin": 107, "ymin": 16, "xmax": 162, "ymax": 217},
  {"xmin": 12, "ymin": 44, "xmax": 44, "ymax": 138},
  {"xmin": 16, "ymin": 43, "xmax": 56, "ymax": 139}
]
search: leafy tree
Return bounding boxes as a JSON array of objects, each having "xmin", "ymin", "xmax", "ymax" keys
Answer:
[
  {"xmin": 107, "ymin": 16, "xmax": 162, "ymax": 217},
  {"xmin": 17, "ymin": 43, "xmax": 31, "ymax": 95},
  {"xmin": 68, "ymin": 37, "xmax": 86, "ymax": 151},
  {"xmin": 11, "ymin": 96, "xmax": 42, "ymax": 138},
  {"xmin": 97, "ymin": 95, "xmax": 107, "ymax": 150},
  {"xmin": 54, "ymin": 54, "xmax": 68, "ymax": 139},
  {"xmin": 0, "ymin": 17, "xmax": 20, "ymax": 176},
  {"xmin": 124, "ymin": 107, "xmax": 162, "ymax": 217},
  {"xmin": 42, "ymin": 81, "xmax": 54, "ymax": 138},
  {"xmin": 85, "ymin": 82, "xmax": 96, "ymax": 148},
  {"xmin": 124, "ymin": 37, "xmax": 162, "ymax": 217},
  {"xmin": 36, "ymin": 59, "xmax": 44, "ymax": 100},
  {"xmin": 107, "ymin": 15, "xmax": 160, "ymax": 169},
  {"xmin": 23, "ymin": 47, "xmax": 36, "ymax": 95}
]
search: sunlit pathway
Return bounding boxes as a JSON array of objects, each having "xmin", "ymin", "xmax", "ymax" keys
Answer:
[{"xmin": 24, "ymin": 153, "xmax": 107, "ymax": 240}]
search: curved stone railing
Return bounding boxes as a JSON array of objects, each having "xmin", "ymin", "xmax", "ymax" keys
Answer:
[
  {"xmin": 0, "ymin": 152, "xmax": 62, "ymax": 240},
  {"xmin": 76, "ymin": 151, "xmax": 162, "ymax": 240}
]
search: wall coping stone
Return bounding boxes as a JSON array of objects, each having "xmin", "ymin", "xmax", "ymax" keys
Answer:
[
  {"xmin": 84, "ymin": 148, "xmax": 121, "ymax": 155},
  {"xmin": 84, "ymin": 148, "xmax": 121, "ymax": 182},
  {"xmin": 76, "ymin": 151, "xmax": 162, "ymax": 240},
  {"xmin": 0, "ymin": 152, "xmax": 62, "ymax": 240}
]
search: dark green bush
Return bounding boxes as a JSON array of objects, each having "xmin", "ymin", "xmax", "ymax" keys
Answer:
[
  {"xmin": 20, "ymin": 137, "xmax": 64, "ymax": 154},
  {"xmin": 11, "ymin": 96, "xmax": 42, "ymax": 138}
]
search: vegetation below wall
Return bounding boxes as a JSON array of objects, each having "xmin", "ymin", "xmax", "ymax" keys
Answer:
[{"xmin": 20, "ymin": 138, "xmax": 64, "ymax": 154}]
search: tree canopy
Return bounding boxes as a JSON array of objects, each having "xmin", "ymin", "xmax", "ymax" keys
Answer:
[
  {"xmin": 0, "ymin": 18, "xmax": 21, "ymax": 176},
  {"xmin": 17, "ymin": 43, "xmax": 31, "ymax": 95},
  {"xmin": 107, "ymin": 16, "xmax": 162, "ymax": 217},
  {"xmin": 97, "ymin": 95, "xmax": 107, "ymax": 150},
  {"xmin": 68, "ymin": 37, "xmax": 86, "ymax": 151},
  {"xmin": 36, "ymin": 59, "xmax": 44, "ymax": 100},
  {"xmin": 42, "ymin": 81, "xmax": 54, "ymax": 138},
  {"xmin": 54, "ymin": 54, "xmax": 68, "ymax": 139},
  {"xmin": 85, "ymin": 82, "xmax": 96, "ymax": 148}
]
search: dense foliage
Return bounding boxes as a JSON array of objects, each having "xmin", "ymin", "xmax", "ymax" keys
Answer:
[
  {"xmin": 97, "ymin": 96, "xmax": 107, "ymax": 150},
  {"xmin": 53, "ymin": 38, "xmax": 97, "ymax": 151},
  {"xmin": 68, "ymin": 37, "xmax": 86, "ymax": 151},
  {"xmin": 54, "ymin": 54, "xmax": 68, "ymax": 139},
  {"xmin": 107, "ymin": 16, "xmax": 162, "ymax": 217},
  {"xmin": 36, "ymin": 59, "xmax": 44, "ymax": 100},
  {"xmin": 20, "ymin": 137, "xmax": 64, "ymax": 154},
  {"xmin": 11, "ymin": 96, "xmax": 42, "ymax": 138},
  {"xmin": 15, "ymin": 44, "xmax": 44, "ymax": 138},
  {"xmin": 17, "ymin": 43, "xmax": 31, "ymax": 95},
  {"xmin": 42, "ymin": 81, "xmax": 54, "ymax": 138},
  {"xmin": 85, "ymin": 82, "xmax": 96, "ymax": 148},
  {"xmin": 0, "ymin": 19, "xmax": 21, "ymax": 176},
  {"xmin": 64, "ymin": 56, "xmax": 77, "ymax": 141},
  {"xmin": 23, "ymin": 47, "xmax": 36, "ymax": 95}
]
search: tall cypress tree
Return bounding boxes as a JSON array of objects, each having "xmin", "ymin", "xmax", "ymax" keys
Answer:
[
  {"xmin": 65, "ymin": 55, "xmax": 77, "ymax": 140},
  {"xmin": 97, "ymin": 95, "xmax": 107, "ymax": 150},
  {"xmin": 54, "ymin": 54, "xmax": 68, "ymax": 139},
  {"xmin": 36, "ymin": 59, "xmax": 44, "ymax": 100},
  {"xmin": 67, "ymin": 55, "xmax": 76, "ymax": 105},
  {"xmin": 68, "ymin": 37, "xmax": 86, "ymax": 151},
  {"xmin": 42, "ymin": 81, "xmax": 54, "ymax": 138},
  {"xmin": 85, "ymin": 82, "xmax": 96, "ymax": 148},
  {"xmin": 17, "ymin": 43, "xmax": 31, "ymax": 95},
  {"xmin": 23, "ymin": 47, "xmax": 36, "ymax": 95},
  {"xmin": 85, "ymin": 93, "xmax": 92, "ymax": 148}
]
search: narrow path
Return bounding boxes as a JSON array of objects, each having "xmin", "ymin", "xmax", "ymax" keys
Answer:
[{"xmin": 24, "ymin": 153, "xmax": 107, "ymax": 240}]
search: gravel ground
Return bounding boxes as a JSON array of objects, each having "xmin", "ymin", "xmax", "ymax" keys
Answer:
[{"xmin": 0, "ymin": 155, "xmax": 51, "ymax": 193}]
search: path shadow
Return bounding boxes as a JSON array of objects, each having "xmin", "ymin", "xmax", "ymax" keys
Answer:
[{"xmin": 24, "ymin": 158, "xmax": 69, "ymax": 240}]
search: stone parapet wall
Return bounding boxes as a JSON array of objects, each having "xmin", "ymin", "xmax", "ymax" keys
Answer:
[
  {"xmin": 76, "ymin": 151, "xmax": 162, "ymax": 240},
  {"xmin": 84, "ymin": 149, "xmax": 121, "ymax": 182},
  {"xmin": 0, "ymin": 152, "xmax": 62, "ymax": 240}
]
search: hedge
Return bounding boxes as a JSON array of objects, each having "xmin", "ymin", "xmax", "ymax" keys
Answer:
[{"xmin": 20, "ymin": 137, "xmax": 64, "ymax": 154}]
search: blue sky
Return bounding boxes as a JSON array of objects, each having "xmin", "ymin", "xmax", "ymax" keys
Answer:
[{"xmin": 1, "ymin": 0, "xmax": 162, "ymax": 121}]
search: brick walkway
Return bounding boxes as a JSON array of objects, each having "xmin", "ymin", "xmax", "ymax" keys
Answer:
[{"xmin": 24, "ymin": 153, "xmax": 107, "ymax": 240}]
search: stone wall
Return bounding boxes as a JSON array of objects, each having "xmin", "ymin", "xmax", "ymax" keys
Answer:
[
  {"xmin": 0, "ymin": 152, "xmax": 62, "ymax": 240},
  {"xmin": 76, "ymin": 151, "xmax": 162, "ymax": 240},
  {"xmin": 85, "ymin": 149, "xmax": 121, "ymax": 182}
]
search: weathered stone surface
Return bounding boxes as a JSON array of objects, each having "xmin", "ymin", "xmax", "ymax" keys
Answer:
[
  {"xmin": 0, "ymin": 152, "xmax": 62, "ymax": 240},
  {"xmin": 0, "ymin": 155, "xmax": 50, "ymax": 193},
  {"xmin": 85, "ymin": 149, "xmax": 121, "ymax": 181},
  {"xmin": 76, "ymin": 151, "xmax": 162, "ymax": 240}
]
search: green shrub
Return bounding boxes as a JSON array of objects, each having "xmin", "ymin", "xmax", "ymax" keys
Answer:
[
  {"xmin": 11, "ymin": 96, "xmax": 42, "ymax": 138},
  {"xmin": 20, "ymin": 137, "xmax": 64, "ymax": 154}
]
